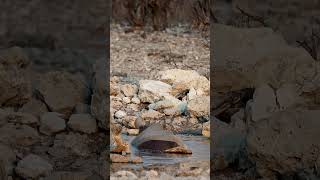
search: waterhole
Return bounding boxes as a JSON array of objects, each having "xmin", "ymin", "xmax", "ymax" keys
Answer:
[{"xmin": 113, "ymin": 134, "xmax": 210, "ymax": 170}]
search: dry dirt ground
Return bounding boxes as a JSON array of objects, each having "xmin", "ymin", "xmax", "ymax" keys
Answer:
[
  {"xmin": 110, "ymin": 24, "xmax": 211, "ymax": 179},
  {"xmin": 111, "ymin": 24, "xmax": 210, "ymax": 79}
]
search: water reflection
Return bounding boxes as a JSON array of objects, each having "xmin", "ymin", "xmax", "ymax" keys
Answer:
[{"xmin": 122, "ymin": 134, "xmax": 210, "ymax": 167}]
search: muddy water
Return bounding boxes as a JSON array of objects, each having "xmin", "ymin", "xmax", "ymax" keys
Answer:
[{"xmin": 115, "ymin": 134, "xmax": 210, "ymax": 170}]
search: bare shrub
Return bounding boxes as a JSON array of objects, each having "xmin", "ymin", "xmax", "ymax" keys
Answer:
[{"xmin": 297, "ymin": 25, "xmax": 320, "ymax": 61}]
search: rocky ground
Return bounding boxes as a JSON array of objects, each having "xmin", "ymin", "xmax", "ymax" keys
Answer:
[
  {"xmin": 0, "ymin": 24, "xmax": 211, "ymax": 180},
  {"xmin": 109, "ymin": 69, "xmax": 211, "ymax": 179},
  {"xmin": 0, "ymin": 47, "xmax": 108, "ymax": 179},
  {"xmin": 111, "ymin": 24, "xmax": 210, "ymax": 79},
  {"xmin": 109, "ymin": 25, "xmax": 211, "ymax": 179},
  {"xmin": 2, "ymin": 19, "xmax": 319, "ymax": 180},
  {"xmin": 211, "ymin": 23, "xmax": 320, "ymax": 179}
]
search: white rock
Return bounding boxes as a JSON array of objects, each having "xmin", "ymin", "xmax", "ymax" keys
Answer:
[
  {"xmin": 126, "ymin": 129, "xmax": 139, "ymax": 136},
  {"xmin": 131, "ymin": 97, "xmax": 140, "ymax": 104},
  {"xmin": 158, "ymin": 69, "xmax": 209, "ymax": 96},
  {"xmin": 159, "ymin": 172, "xmax": 174, "ymax": 180},
  {"xmin": 138, "ymin": 80, "xmax": 172, "ymax": 103},
  {"xmin": 187, "ymin": 96, "xmax": 210, "ymax": 117},
  {"xmin": 39, "ymin": 112, "xmax": 66, "ymax": 135},
  {"xmin": 115, "ymin": 110, "xmax": 127, "ymax": 119},
  {"xmin": 154, "ymin": 96, "xmax": 181, "ymax": 110},
  {"xmin": 141, "ymin": 170, "xmax": 158, "ymax": 178},
  {"xmin": 141, "ymin": 110, "xmax": 164, "ymax": 120},
  {"xmin": 68, "ymin": 114, "xmax": 97, "ymax": 134},
  {"xmin": 15, "ymin": 154, "xmax": 53, "ymax": 179},
  {"xmin": 112, "ymin": 170, "xmax": 138, "ymax": 180},
  {"xmin": 155, "ymin": 95, "xmax": 187, "ymax": 116},
  {"xmin": 148, "ymin": 103, "xmax": 156, "ymax": 110},
  {"xmin": 122, "ymin": 97, "xmax": 131, "ymax": 104},
  {"xmin": 187, "ymin": 87, "xmax": 197, "ymax": 100}
]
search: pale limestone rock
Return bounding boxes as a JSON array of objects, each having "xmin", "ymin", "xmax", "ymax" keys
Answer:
[
  {"xmin": 131, "ymin": 97, "xmax": 140, "ymax": 104},
  {"xmin": 141, "ymin": 110, "xmax": 164, "ymax": 120},
  {"xmin": 138, "ymin": 80, "xmax": 172, "ymax": 103},
  {"xmin": 115, "ymin": 110, "xmax": 127, "ymax": 119},
  {"xmin": 157, "ymin": 69, "xmax": 209, "ymax": 96},
  {"xmin": 120, "ymin": 84, "xmax": 138, "ymax": 97},
  {"xmin": 187, "ymin": 96, "xmax": 210, "ymax": 117},
  {"xmin": 202, "ymin": 121, "xmax": 210, "ymax": 138}
]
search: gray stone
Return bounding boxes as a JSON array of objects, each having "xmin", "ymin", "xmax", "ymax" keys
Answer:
[
  {"xmin": 19, "ymin": 98, "xmax": 48, "ymax": 118},
  {"xmin": 40, "ymin": 112, "xmax": 66, "ymax": 135},
  {"xmin": 251, "ymin": 84, "xmax": 279, "ymax": 122},
  {"xmin": 0, "ymin": 144, "xmax": 16, "ymax": 175},
  {"xmin": 247, "ymin": 110, "xmax": 320, "ymax": 178},
  {"xmin": 213, "ymin": 23, "xmax": 317, "ymax": 93},
  {"xmin": 36, "ymin": 71, "xmax": 89, "ymax": 118},
  {"xmin": 68, "ymin": 114, "xmax": 97, "ymax": 134},
  {"xmin": 91, "ymin": 60, "xmax": 107, "ymax": 129},
  {"xmin": 0, "ymin": 123, "xmax": 39, "ymax": 146},
  {"xmin": 276, "ymin": 83, "xmax": 304, "ymax": 110},
  {"xmin": 230, "ymin": 108, "xmax": 246, "ymax": 132},
  {"xmin": 138, "ymin": 80, "xmax": 172, "ymax": 103},
  {"xmin": 211, "ymin": 117, "xmax": 246, "ymax": 171},
  {"xmin": 15, "ymin": 154, "xmax": 53, "ymax": 179},
  {"xmin": 49, "ymin": 133, "xmax": 92, "ymax": 157}
]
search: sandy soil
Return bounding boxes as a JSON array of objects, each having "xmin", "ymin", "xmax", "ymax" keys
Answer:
[{"xmin": 111, "ymin": 24, "xmax": 210, "ymax": 80}]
